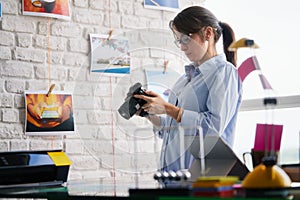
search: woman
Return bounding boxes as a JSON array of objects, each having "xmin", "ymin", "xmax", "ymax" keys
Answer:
[{"xmin": 135, "ymin": 6, "xmax": 242, "ymax": 174}]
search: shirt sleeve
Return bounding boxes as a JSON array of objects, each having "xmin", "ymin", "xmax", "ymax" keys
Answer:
[
  {"xmin": 153, "ymin": 115, "xmax": 167, "ymax": 139},
  {"xmin": 180, "ymin": 63, "xmax": 241, "ymax": 142}
]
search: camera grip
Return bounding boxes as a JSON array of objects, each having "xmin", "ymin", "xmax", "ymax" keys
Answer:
[{"xmin": 139, "ymin": 109, "xmax": 149, "ymax": 117}]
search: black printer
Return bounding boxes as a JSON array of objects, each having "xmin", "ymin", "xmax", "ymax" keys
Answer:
[{"xmin": 0, "ymin": 149, "xmax": 71, "ymax": 186}]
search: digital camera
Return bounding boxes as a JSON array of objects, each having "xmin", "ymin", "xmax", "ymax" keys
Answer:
[{"xmin": 118, "ymin": 82, "xmax": 152, "ymax": 120}]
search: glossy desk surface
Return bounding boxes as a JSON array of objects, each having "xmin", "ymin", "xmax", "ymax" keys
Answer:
[
  {"xmin": 0, "ymin": 179, "xmax": 153, "ymax": 199},
  {"xmin": 1, "ymin": 180, "xmax": 300, "ymax": 199}
]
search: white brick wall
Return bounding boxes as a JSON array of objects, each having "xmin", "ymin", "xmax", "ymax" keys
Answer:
[{"xmin": 0, "ymin": 0, "xmax": 204, "ymax": 195}]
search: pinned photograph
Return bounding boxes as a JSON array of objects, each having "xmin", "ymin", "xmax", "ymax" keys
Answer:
[
  {"xmin": 145, "ymin": 68, "xmax": 180, "ymax": 102},
  {"xmin": 90, "ymin": 34, "xmax": 130, "ymax": 75},
  {"xmin": 22, "ymin": 0, "xmax": 71, "ymax": 20},
  {"xmin": 144, "ymin": 0, "xmax": 179, "ymax": 12},
  {"xmin": 24, "ymin": 91, "xmax": 75, "ymax": 135}
]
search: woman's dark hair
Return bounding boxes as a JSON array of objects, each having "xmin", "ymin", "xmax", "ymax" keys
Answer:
[{"xmin": 169, "ymin": 6, "xmax": 237, "ymax": 67}]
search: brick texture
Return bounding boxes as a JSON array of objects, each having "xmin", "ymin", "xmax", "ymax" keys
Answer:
[{"xmin": 0, "ymin": 0, "xmax": 203, "ymax": 194}]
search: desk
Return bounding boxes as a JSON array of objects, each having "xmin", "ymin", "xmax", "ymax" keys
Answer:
[
  {"xmin": 0, "ymin": 185, "xmax": 69, "ymax": 199},
  {"xmin": 0, "ymin": 180, "xmax": 130, "ymax": 199},
  {"xmin": 0, "ymin": 181, "xmax": 300, "ymax": 199},
  {"xmin": 0, "ymin": 186, "xmax": 128, "ymax": 199}
]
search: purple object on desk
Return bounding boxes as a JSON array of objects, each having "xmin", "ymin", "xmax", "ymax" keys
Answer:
[{"xmin": 254, "ymin": 123, "xmax": 283, "ymax": 151}]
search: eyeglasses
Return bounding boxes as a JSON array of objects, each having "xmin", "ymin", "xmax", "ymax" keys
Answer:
[{"xmin": 174, "ymin": 33, "xmax": 192, "ymax": 48}]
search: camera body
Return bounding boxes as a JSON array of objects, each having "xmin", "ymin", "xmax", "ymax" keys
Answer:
[{"xmin": 118, "ymin": 82, "xmax": 152, "ymax": 120}]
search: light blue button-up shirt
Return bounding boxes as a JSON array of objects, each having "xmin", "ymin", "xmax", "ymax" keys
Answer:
[{"xmin": 155, "ymin": 54, "xmax": 242, "ymax": 172}]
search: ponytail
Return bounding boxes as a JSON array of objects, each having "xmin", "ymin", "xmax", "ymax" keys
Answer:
[{"xmin": 219, "ymin": 22, "xmax": 237, "ymax": 67}]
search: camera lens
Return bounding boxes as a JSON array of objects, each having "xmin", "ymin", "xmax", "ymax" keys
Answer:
[
  {"xmin": 118, "ymin": 101, "xmax": 131, "ymax": 120},
  {"xmin": 118, "ymin": 82, "xmax": 151, "ymax": 120},
  {"xmin": 119, "ymin": 110, "xmax": 130, "ymax": 119}
]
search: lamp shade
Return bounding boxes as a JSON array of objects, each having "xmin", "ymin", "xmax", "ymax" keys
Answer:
[
  {"xmin": 242, "ymin": 164, "xmax": 291, "ymax": 188},
  {"xmin": 228, "ymin": 38, "xmax": 259, "ymax": 51}
]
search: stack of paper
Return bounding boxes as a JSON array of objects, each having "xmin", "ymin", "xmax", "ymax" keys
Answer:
[{"xmin": 192, "ymin": 176, "xmax": 239, "ymax": 197}]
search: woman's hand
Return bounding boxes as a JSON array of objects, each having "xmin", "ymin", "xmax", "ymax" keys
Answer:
[{"xmin": 134, "ymin": 91, "xmax": 167, "ymax": 115}]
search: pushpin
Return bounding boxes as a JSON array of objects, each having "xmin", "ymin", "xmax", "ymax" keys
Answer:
[
  {"xmin": 46, "ymin": 84, "xmax": 55, "ymax": 97},
  {"xmin": 107, "ymin": 29, "xmax": 114, "ymax": 41},
  {"xmin": 163, "ymin": 60, "xmax": 169, "ymax": 74}
]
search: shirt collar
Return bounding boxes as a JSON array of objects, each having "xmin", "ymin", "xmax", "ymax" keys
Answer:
[
  {"xmin": 185, "ymin": 54, "xmax": 227, "ymax": 80},
  {"xmin": 185, "ymin": 63, "xmax": 200, "ymax": 81}
]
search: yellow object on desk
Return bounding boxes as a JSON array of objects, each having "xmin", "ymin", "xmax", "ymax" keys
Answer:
[
  {"xmin": 193, "ymin": 176, "xmax": 239, "ymax": 188},
  {"xmin": 242, "ymin": 164, "xmax": 291, "ymax": 188},
  {"xmin": 195, "ymin": 176, "xmax": 239, "ymax": 182}
]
